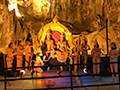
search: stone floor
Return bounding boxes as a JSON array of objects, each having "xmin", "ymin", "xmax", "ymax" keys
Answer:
[{"xmin": 0, "ymin": 70, "xmax": 119, "ymax": 90}]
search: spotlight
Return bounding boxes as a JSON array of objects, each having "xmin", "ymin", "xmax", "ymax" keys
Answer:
[
  {"xmin": 20, "ymin": 70, "xmax": 25, "ymax": 78},
  {"xmin": 83, "ymin": 68, "xmax": 87, "ymax": 73},
  {"xmin": 20, "ymin": 70, "xmax": 25, "ymax": 75}
]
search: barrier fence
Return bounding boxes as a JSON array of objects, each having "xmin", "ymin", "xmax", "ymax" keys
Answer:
[
  {"xmin": 1, "ymin": 19, "xmax": 119, "ymax": 90},
  {"xmin": 1, "ymin": 57, "xmax": 120, "ymax": 90}
]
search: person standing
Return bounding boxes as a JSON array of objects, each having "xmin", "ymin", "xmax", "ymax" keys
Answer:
[
  {"xmin": 75, "ymin": 36, "xmax": 81, "ymax": 70},
  {"xmin": 91, "ymin": 42, "xmax": 101, "ymax": 78},
  {"xmin": 25, "ymin": 40, "xmax": 32, "ymax": 71},
  {"xmin": 6, "ymin": 42, "xmax": 17, "ymax": 86},
  {"xmin": 108, "ymin": 42, "xmax": 118, "ymax": 83},
  {"xmin": 56, "ymin": 33, "xmax": 68, "ymax": 64},
  {"xmin": 45, "ymin": 29, "xmax": 54, "ymax": 63},
  {"xmin": 46, "ymin": 30, "xmax": 54, "ymax": 53},
  {"xmin": 72, "ymin": 46, "xmax": 78, "ymax": 73},
  {"xmin": 16, "ymin": 40, "xmax": 24, "ymax": 74},
  {"xmin": 80, "ymin": 38, "xmax": 90, "ymax": 69}
]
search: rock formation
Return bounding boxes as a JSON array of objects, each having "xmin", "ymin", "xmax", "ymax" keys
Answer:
[
  {"xmin": 79, "ymin": 24, "xmax": 120, "ymax": 55},
  {"xmin": 0, "ymin": 1, "xmax": 14, "ymax": 54},
  {"xmin": 0, "ymin": 0, "xmax": 120, "ymax": 54}
]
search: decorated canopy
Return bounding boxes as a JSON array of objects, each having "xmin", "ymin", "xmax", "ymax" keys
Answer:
[{"xmin": 38, "ymin": 17, "xmax": 74, "ymax": 48}]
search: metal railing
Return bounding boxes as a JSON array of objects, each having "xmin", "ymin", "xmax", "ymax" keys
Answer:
[
  {"xmin": 1, "ymin": 57, "xmax": 120, "ymax": 90},
  {"xmin": 1, "ymin": 19, "xmax": 120, "ymax": 90}
]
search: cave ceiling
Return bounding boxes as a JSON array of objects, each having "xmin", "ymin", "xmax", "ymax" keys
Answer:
[
  {"xmin": 1, "ymin": 0, "xmax": 120, "ymax": 54},
  {"xmin": 7, "ymin": 0, "xmax": 120, "ymax": 34}
]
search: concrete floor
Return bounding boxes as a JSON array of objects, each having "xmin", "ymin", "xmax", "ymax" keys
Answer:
[{"xmin": 0, "ymin": 70, "xmax": 119, "ymax": 90}]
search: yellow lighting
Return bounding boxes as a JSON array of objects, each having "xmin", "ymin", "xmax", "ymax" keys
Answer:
[
  {"xmin": 33, "ymin": 0, "xmax": 50, "ymax": 14},
  {"xmin": 8, "ymin": 0, "xmax": 21, "ymax": 17},
  {"xmin": 36, "ymin": 73, "xmax": 42, "ymax": 84},
  {"xmin": 38, "ymin": 17, "xmax": 73, "ymax": 49}
]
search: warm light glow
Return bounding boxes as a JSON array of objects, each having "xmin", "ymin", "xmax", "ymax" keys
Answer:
[
  {"xmin": 33, "ymin": 0, "xmax": 50, "ymax": 15},
  {"xmin": 21, "ymin": 70, "xmax": 25, "ymax": 75},
  {"xmin": 88, "ymin": 50, "xmax": 91, "ymax": 55},
  {"xmin": 83, "ymin": 68, "xmax": 87, "ymax": 73},
  {"xmin": 38, "ymin": 17, "xmax": 74, "ymax": 49},
  {"xmin": 8, "ymin": 0, "xmax": 21, "ymax": 17},
  {"xmin": 37, "ymin": 73, "xmax": 42, "ymax": 84}
]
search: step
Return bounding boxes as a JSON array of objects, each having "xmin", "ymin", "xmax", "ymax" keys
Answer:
[
  {"xmin": 78, "ymin": 72, "xmax": 87, "ymax": 75},
  {"xmin": 79, "ymin": 76, "xmax": 93, "ymax": 80},
  {"xmin": 81, "ymin": 77, "xmax": 100, "ymax": 83},
  {"xmin": 78, "ymin": 72, "xmax": 93, "ymax": 79}
]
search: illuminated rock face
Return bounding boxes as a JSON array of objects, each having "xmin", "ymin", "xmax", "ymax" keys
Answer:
[
  {"xmin": 0, "ymin": 3, "xmax": 14, "ymax": 54},
  {"xmin": 8, "ymin": 0, "xmax": 21, "ymax": 17},
  {"xmin": 80, "ymin": 25, "xmax": 120, "ymax": 54},
  {"xmin": 8, "ymin": 0, "xmax": 103, "ymax": 32},
  {"xmin": 1, "ymin": 0, "xmax": 120, "ymax": 54},
  {"xmin": 32, "ymin": 0, "xmax": 50, "ymax": 17},
  {"xmin": 0, "ymin": 2, "xmax": 24, "ymax": 54},
  {"xmin": 8, "ymin": 0, "xmax": 51, "ymax": 17},
  {"xmin": 7, "ymin": 0, "xmax": 120, "ymax": 32}
]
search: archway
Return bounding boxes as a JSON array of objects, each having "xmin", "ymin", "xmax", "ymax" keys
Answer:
[
  {"xmin": 38, "ymin": 17, "xmax": 73, "ymax": 48},
  {"xmin": 38, "ymin": 17, "xmax": 74, "ymax": 64}
]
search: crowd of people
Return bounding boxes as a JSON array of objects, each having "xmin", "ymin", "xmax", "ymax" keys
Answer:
[{"xmin": 5, "ymin": 29, "xmax": 119, "ymax": 85}]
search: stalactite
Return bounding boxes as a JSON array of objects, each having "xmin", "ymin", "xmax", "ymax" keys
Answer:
[
  {"xmin": 49, "ymin": 0, "xmax": 53, "ymax": 17},
  {"xmin": 68, "ymin": 0, "xmax": 70, "ymax": 7},
  {"xmin": 77, "ymin": 0, "xmax": 81, "ymax": 24},
  {"xmin": 12, "ymin": 9, "xmax": 17, "ymax": 34},
  {"xmin": 51, "ymin": 0, "xmax": 55, "ymax": 18},
  {"xmin": 64, "ymin": 0, "xmax": 67, "ymax": 20}
]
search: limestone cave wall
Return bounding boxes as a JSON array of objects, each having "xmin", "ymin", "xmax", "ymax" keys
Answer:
[
  {"xmin": 0, "ymin": 2, "xmax": 14, "ymax": 54},
  {"xmin": 1, "ymin": 0, "xmax": 120, "ymax": 54}
]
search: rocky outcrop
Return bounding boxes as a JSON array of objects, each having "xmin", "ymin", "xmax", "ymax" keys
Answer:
[
  {"xmin": 1, "ymin": 0, "xmax": 120, "ymax": 54},
  {"xmin": 79, "ymin": 25, "xmax": 120, "ymax": 55},
  {"xmin": 0, "ymin": 3, "xmax": 15, "ymax": 54},
  {"xmin": 0, "ymin": 2, "xmax": 24, "ymax": 54},
  {"xmin": 8, "ymin": 0, "xmax": 105, "ymax": 33},
  {"xmin": 6, "ymin": 0, "xmax": 120, "ymax": 33}
]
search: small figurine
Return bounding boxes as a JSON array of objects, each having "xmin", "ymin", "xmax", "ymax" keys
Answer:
[
  {"xmin": 108, "ymin": 42, "xmax": 118, "ymax": 83},
  {"xmin": 91, "ymin": 42, "xmax": 101, "ymax": 78}
]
